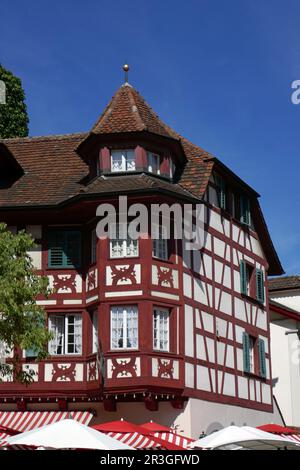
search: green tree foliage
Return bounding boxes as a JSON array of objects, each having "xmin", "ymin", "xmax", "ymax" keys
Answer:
[
  {"xmin": 0, "ymin": 64, "xmax": 29, "ymax": 138},
  {"xmin": 0, "ymin": 224, "xmax": 51, "ymax": 383}
]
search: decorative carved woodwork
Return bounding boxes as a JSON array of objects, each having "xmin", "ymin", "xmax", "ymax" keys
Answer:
[
  {"xmin": 110, "ymin": 264, "xmax": 137, "ymax": 286},
  {"xmin": 109, "ymin": 357, "xmax": 138, "ymax": 379},
  {"xmin": 157, "ymin": 358, "xmax": 174, "ymax": 379},
  {"xmin": 157, "ymin": 266, "xmax": 174, "ymax": 288},
  {"xmin": 53, "ymin": 273, "xmax": 77, "ymax": 294},
  {"xmin": 51, "ymin": 363, "xmax": 76, "ymax": 382}
]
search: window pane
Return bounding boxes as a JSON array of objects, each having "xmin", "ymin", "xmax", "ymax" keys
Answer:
[
  {"xmin": 92, "ymin": 311, "xmax": 98, "ymax": 354},
  {"xmin": 153, "ymin": 308, "xmax": 169, "ymax": 351},
  {"xmin": 111, "ymin": 151, "xmax": 124, "ymax": 172},
  {"xmin": 111, "ymin": 306, "xmax": 138, "ymax": 349},
  {"xmin": 126, "ymin": 150, "xmax": 135, "ymax": 171}
]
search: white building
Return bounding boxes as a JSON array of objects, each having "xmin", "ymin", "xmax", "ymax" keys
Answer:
[{"xmin": 269, "ymin": 276, "xmax": 300, "ymax": 427}]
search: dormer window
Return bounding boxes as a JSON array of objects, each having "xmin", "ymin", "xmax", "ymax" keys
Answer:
[
  {"xmin": 147, "ymin": 152, "xmax": 160, "ymax": 175},
  {"xmin": 111, "ymin": 150, "xmax": 135, "ymax": 173}
]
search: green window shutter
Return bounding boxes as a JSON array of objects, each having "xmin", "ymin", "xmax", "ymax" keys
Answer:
[
  {"xmin": 220, "ymin": 178, "xmax": 226, "ymax": 210},
  {"xmin": 48, "ymin": 230, "xmax": 81, "ymax": 268},
  {"xmin": 258, "ymin": 338, "xmax": 266, "ymax": 378},
  {"xmin": 48, "ymin": 231, "xmax": 65, "ymax": 268},
  {"xmin": 64, "ymin": 231, "xmax": 81, "ymax": 268},
  {"xmin": 240, "ymin": 195, "xmax": 251, "ymax": 226},
  {"xmin": 256, "ymin": 268, "xmax": 265, "ymax": 303},
  {"xmin": 240, "ymin": 260, "xmax": 247, "ymax": 295},
  {"xmin": 215, "ymin": 175, "xmax": 226, "ymax": 210},
  {"xmin": 243, "ymin": 332, "xmax": 251, "ymax": 373}
]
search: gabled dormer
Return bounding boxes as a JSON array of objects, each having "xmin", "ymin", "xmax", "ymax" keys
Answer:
[
  {"xmin": 0, "ymin": 142, "xmax": 23, "ymax": 188},
  {"xmin": 77, "ymin": 83, "xmax": 186, "ymax": 181}
]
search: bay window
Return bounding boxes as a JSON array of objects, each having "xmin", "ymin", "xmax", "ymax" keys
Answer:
[
  {"xmin": 111, "ymin": 305, "xmax": 138, "ymax": 349},
  {"xmin": 49, "ymin": 314, "xmax": 82, "ymax": 355},
  {"xmin": 153, "ymin": 307, "xmax": 170, "ymax": 351},
  {"xmin": 111, "ymin": 150, "xmax": 135, "ymax": 172}
]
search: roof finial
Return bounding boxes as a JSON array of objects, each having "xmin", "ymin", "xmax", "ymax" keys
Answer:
[{"xmin": 123, "ymin": 63, "xmax": 129, "ymax": 83}]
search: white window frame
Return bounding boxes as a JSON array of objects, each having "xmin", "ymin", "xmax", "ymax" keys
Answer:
[
  {"xmin": 110, "ymin": 305, "xmax": 138, "ymax": 350},
  {"xmin": 147, "ymin": 152, "xmax": 160, "ymax": 175},
  {"xmin": 110, "ymin": 223, "xmax": 139, "ymax": 258},
  {"xmin": 152, "ymin": 224, "xmax": 168, "ymax": 260},
  {"xmin": 111, "ymin": 149, "xmax": 135, "ymax": 173},
  {"xmin": 92, "ymin": 310, "xmax": 98, "ymax": 354},
  {"xmin": 153, "ymin": 307, "xmax": 170, "ymax": 352},
  {"xmin": 48, "ymin": 314, "xmax": 82, "ymax": 356}
]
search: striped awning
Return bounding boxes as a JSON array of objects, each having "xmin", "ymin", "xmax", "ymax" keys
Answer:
[
  {"xmin": 141, "ymin": 422, "xmax": 194, "ymax": 449},
  {"xmin": 106, "ymin": 431, "xmax": 165, "ymax": 450},
  {"xmin": 0, "ymin": 411, "xmax": 93, "ymax": 447},
  {"xmin": 280, "ymin": 433, "xmax": 300, "ymax": 443},
  {"xmin": 152, "ymin": 431, "xmax": 194, "ymax": 449}
]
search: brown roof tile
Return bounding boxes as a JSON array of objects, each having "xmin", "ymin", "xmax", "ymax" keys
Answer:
[{"xmin": 269, "ymin": 276, "xmax": 300, "ymax": 292}]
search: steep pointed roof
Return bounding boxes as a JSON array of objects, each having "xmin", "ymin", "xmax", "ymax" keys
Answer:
[{"xmin": 91, "ymin": 83, "xmax": 176, "ymax": 138}]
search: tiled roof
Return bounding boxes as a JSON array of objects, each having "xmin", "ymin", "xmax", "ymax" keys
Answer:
[
  {"xmin": 0, "ymin": 83, "xmax": 283, "ymax": 275},
  {"xmin": 268, "ymin": 276, "xmax": 300, "ymax": 292},
  {"xmin": 91, "ymin": 83, "xmax": 175, "ymax": 138}
]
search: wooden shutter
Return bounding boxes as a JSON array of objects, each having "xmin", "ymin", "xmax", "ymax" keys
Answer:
[
  {"xmin": 240, "ymin": 260, "xmax": 247, "ymax": 295},
  {"xmin": 258, "ymin": 338, "xmax": 267, "ymax": 378},
  {"xmin": 215, "ymin": 175, "xmax": 226, "ymax": 210},
  {"xmin": 243, "ymin": 332, "xmax": 251, "ymax": 373},
  {"xmin": 240, "ymin": 195, "xmax": 250, "ymax": 226},
  {"xmin": 256, "ymin": 268, "xmax": 265, "ymax": 303},
  {"xmin": 48, "ymin": 230, "xmax": 81, "ymax": 268},
  {"xmin": 48, "ymin": 230, "xmax": 64, "ymax": 268},
  {"xmin": 219, "ymin": 177, "xmax": 226, "ymax": 210}
]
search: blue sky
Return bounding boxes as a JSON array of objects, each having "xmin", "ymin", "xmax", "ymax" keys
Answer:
[{"xmin": 0, "ymin": 0, "xmax": 299, "ymax": 275}]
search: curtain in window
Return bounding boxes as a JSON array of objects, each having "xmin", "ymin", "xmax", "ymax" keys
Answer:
[
  {"xmin": 92, "ymin": 311, "xmax": 98, "ymax": 354},
  {"xmin": 111, "ymin": 306, "xmax": 138, "ymax": 349},
  {"xmin": 49, "ymin": 316, "xmax": 64, "ymax": 355},
  {"xmin": 153, "ymin": 308, "xmax": 169, "ymax": 351}
]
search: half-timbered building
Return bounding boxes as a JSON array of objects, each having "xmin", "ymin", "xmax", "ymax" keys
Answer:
[{"xmin": 0, "ymin": 78, "xmax": 284, "ymax": 437}]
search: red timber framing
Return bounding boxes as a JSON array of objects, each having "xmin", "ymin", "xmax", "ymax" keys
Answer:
[{"xmin": 0, "ymin": 83, "xmax": 282, "ymax": 415}]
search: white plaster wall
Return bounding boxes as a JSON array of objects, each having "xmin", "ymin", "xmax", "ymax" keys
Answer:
[
  {"xmin": 187, "ymin": 397, "xmax": 283, "ymax": 438},
  {"xmin": 270, "ymin": 291, "xmax": 300, "ymax": 313},
  {"xmin": 271, "ymin": 319, "xmax": 300, "ymax": 426}
]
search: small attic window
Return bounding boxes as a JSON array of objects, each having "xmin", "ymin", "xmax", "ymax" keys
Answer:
[{"xmin": 111, "ymin": 150, "xmax": 135, "ymax": 172}]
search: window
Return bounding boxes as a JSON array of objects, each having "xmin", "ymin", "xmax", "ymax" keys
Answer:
[
  {"xmin": 153, "ymin": 307, "xmax": 169, "ymax": 351},
  {"xmin": 111, "ymin": 150, "xmax": 135, "ymax": 172},
  {"xmin": 240, "ymin": 195, "xmax": 251, "ymax": 226},
  {"xmin": 240, "ymin": 260, "xmax": 265, "ymax": 303},
  {"xmin": 111, "ymin": 305, "xmax": 138, "ymax": 349},
  {"xmin": 91, "ymin": 229, "xmax": 97, "ymax": 264},
  {"xmin": 169, "ymin": 159, "xmax": 175, "ymax": 179},
  {"xmin": 92, "ymin": 310, "xmax": 98, "ymax": 354},
  {"xmin": 48, "ymin": 230, "xmax": 81, "ymax": 268},
  {"xmin": 243, "ymin": 332, "xmax": 266, "ymax": 378},
  {"xmin": 147, "ymin": 153, "xmax": 160, "ymax": 175},
  {"xmin": 110, "ymin": 223, "xmax": 138, "ymax": 258},
  {"xmin": 49, "ymin": 314, "xmax": 82, "ymax": 355},
  {"xmin": 152, "ymin": 224, "xmax": 168, "ymax": 260},
  {"xmin": 215, "ymin": 175, "xmax": 227, "ymax": 210}
]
